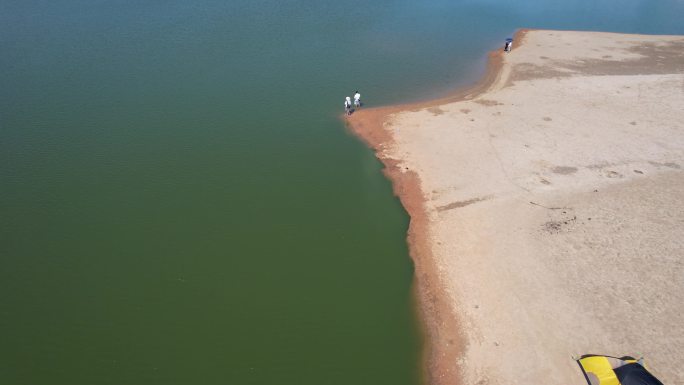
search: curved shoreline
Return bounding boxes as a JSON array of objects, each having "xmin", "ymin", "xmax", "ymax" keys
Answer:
[
  {"xmin": 344, "ymin": 29, "xmax": 684, "ymax": 385},
  {"xmin": 344, "ymin": 29, "xmax": 530, "ymax": 385}
]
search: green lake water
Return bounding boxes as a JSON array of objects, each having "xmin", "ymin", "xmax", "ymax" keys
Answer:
[{"xmin": 2, "ymin": 1, "xmax": 683, "ymax": 384}]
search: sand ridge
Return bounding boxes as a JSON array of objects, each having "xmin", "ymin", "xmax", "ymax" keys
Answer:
[{"xmin": 347, "ymin": 30, "xmax": 684, "ymax": 385}]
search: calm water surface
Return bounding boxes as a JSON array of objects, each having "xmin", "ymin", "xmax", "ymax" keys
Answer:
[{"xmin": 2, "ymin": 1, "xmax": 683, "ymax": 384}]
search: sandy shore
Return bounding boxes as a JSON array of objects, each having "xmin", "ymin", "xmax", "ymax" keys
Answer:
[{"xmin": 347, "ymin": 30, "xmax": 684, "ymax": 385}]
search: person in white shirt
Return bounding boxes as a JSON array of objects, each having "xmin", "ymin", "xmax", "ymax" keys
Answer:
[
  {"xmin": 344, "ymin": 97, "xmax": 352, "ymax": 115},
  {"xmin": 353, "ymin": 91, "xmax": 361, "ymax": 108}
]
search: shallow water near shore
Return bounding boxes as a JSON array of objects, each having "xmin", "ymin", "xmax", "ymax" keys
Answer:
[{"xmin": 2, "ymin": 1, "xmax": 683, "ymax": 384}]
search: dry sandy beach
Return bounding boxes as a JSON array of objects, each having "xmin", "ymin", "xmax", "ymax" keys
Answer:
[{"xmin": 348, "ymin": 30, "xmax": 684, "ymax": 385}]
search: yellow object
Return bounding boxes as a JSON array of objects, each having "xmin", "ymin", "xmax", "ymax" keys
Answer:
[
  {"xmin": 578, "ymin": 356, "xmax": 620, "ymax": 385},
  {"xmin": 576, "ymin": 355, "xmax": 660, "ymax": 385}
]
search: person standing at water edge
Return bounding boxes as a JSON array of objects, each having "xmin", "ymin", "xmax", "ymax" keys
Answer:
[
  {"xmin": 344, "ymin": 97, "xmax": 352, "ymax": 115},
  {"xmin": 354, "ymin": 91, "xmax": 361, "ymax": 108}
]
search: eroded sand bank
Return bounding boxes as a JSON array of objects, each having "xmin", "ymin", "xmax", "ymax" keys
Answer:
[{"xmin": 348, "ymin": 30, "xmax": 684, "ymax": 385}]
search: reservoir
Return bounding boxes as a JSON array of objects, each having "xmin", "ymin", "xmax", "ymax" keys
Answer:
[{"xmin": 2, "ymin": 1, "xmax": 683, "ymax": 384}]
